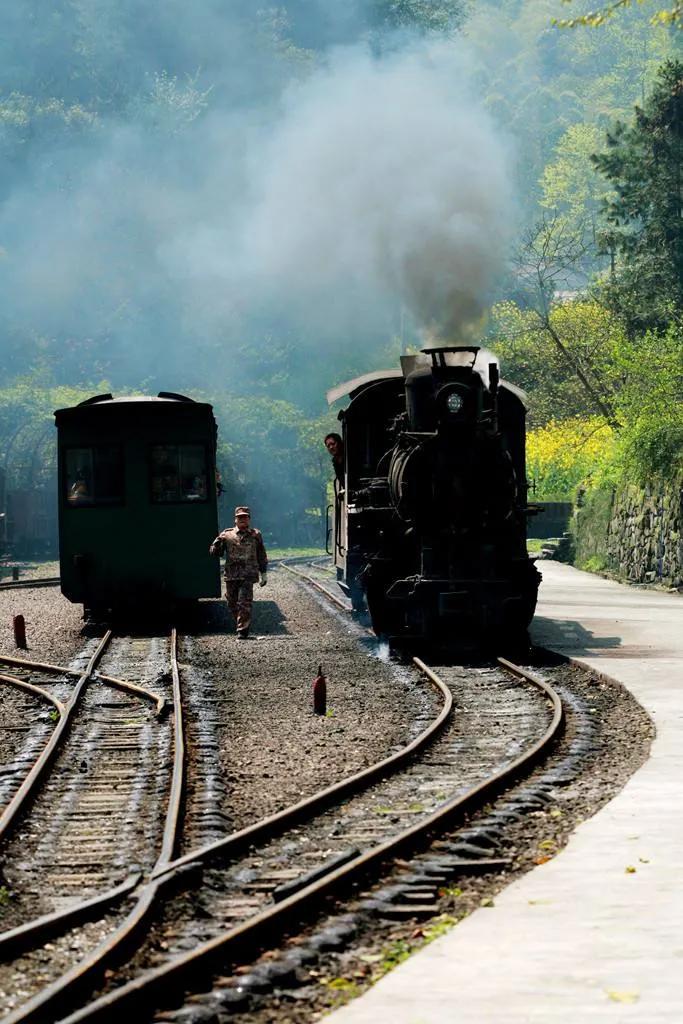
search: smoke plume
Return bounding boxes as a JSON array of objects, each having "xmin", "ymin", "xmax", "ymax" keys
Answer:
[
  {"xmin": 242, "ymin": 43, "xmax": 514, "ymax": 341},
  {"xmin": 0, "ymin": 8, "xmax": 516, "ymax": 390}
]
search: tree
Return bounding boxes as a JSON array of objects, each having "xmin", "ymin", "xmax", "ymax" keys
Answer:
[
  {"xmin": 369, "ymin": 0, "xmax": 469, "ymax": 32},
  {"xmin": 507, "ymin": 213, "xmax": 622, "ymax": 426},
  {"xmin": 553, "ymin": 0, "xmax": 682, "ymax": 28},
  {"xmin": 466, "ymin": 0, "xmax": 676, "ymax": 214},
  {"xmin": 609, "ymin": 322, "xmax": 683, "ymax": 479},
  {"xmin": 208, "ymin": 392, "xmax": 335, "ymax": 547},
  {"xmin": 592, "ymin": 59, "xmax": 683, "ymax": 331},
  {"xmin": 540, "ymin": 123, "xmax": 611, "ymax": 243},
  {"xmin": 489, "ymin": 298, "xmax": 625, "ymax": 427}
]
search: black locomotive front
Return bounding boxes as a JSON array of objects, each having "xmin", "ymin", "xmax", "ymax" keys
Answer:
[{"xmin": 328, "ymin": 347, "xmax": 540, "ymax": 651}]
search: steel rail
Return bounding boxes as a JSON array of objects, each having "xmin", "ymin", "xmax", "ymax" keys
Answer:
[
  {"xmin": 58, "ymin": 658, "xmax": 564, "ymax": 1024},
  {"xmin": 0, "ymin": 577, "xmax": 61, "ymax": 590},
  {"xmin": 0, "ymin": 654, "xmax": 165, "ymax": 715},
  {"xmin": 279, "ymin": 560, "xmax": 350, "ymax": 611},
  {"xmin": 0, "ymin": 641, "xmax": 171, "ymax": 960},
  {"xmin": 152, "ymin": 654, "xmax": 452, "ymax": 881},
  {"xmin": 158, "ymin": 627, "xmax": 185, "ymax": 866},
  {"xmin": 3, "ymin": 572, "xmax": 558, "ymax": 1021},
  {"xmin": 0, "ymin": 672, "xmax": 66, "ymax": 716},
  {"xmin": 3, "ymin": 630, "xmax": 187, "ymax": 1024},
  {"xmin": 0, "ymin": 633, "xmax": 452, "ymax": 991},
  {"xmin": 0, "ymin": 875, "xmax": 142, "ymax": 960},
  {"xmin": 0, "ymin": 632, "xmax": 113, "ymax": 843}
]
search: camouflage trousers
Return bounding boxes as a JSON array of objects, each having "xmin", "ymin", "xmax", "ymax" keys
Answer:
[{"xmin": 225, "ymin": 579, "xmax": 254, "ymax": 632}]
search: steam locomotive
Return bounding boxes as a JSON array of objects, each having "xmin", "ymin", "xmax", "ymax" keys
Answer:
[{"xmin": 327, "ymin": 347, "xmax": 540, "ymax": 652}]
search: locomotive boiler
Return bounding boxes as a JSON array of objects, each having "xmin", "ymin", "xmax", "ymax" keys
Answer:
[{"xmin": 327, "ymin": 347, "xmax": 540, "ymax": 652}]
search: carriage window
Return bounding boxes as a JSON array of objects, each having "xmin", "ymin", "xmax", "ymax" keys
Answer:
[
  {"xmin": 150, "ymin": 445, "xmax": 208, "ymax": 504},
  {"xmin": 65, "ymin": 447, "xmax": 124, "ymax": 507}
]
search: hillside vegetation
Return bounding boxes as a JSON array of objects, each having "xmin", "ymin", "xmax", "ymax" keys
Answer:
[{"xmin": 0, "ymin": 2, "xmax": 680, "ymax": 543}]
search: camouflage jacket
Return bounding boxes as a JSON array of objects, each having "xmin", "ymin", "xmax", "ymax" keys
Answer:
[{"xmin": 210, "ymin": 527, "xmax": 268, "ymax": 582}]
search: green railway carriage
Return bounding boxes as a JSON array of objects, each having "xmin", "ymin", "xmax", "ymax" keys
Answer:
[{"xmin": 55, "ymin": 392, "xmax": 221, "ymax": 616}]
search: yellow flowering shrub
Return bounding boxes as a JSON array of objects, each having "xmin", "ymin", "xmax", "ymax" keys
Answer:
[{"xmin": 526, "ymin": 417, "xmax": 614, "ymax": 500}]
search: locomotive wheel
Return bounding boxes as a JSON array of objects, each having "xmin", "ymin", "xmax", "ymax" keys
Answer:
[{"xmin": 83, "ymin": 604, "xmax": 109, "ymax": 624}]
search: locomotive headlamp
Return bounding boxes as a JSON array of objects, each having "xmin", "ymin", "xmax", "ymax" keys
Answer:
[{"xmin": 446, "ymin": 392, "xmax": 464, "ymax": 414}]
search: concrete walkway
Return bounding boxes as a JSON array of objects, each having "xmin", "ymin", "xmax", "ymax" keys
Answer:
[{"xmin": 327, "ymin": 562, "xmax": 683, "ymax": 1023}]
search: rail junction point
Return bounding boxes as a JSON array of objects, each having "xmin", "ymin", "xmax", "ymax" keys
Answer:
[{"xmin": 327, "ymin": 559, "xmax": 683, "ymax": 1023}]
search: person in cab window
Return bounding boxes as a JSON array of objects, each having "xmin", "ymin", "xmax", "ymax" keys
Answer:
[
  {"xmin": 209, "ymin": 506, "xmax": 268, "ymax": 639},
  {"xmin": 186, "ymin": 475, "xmax": 206, "ymax": 501},
  {"xmin": 68, "ymin": 473, "xmax": 90, "ymax": 504},
  {"xmin": 324, "ymin": 432, "xmax": 345, "ymax": 486}
]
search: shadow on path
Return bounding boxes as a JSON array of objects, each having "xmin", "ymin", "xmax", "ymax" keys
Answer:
[{"xmin": 532, "ymin": 615, "xmax": 625, "ymax": 657}]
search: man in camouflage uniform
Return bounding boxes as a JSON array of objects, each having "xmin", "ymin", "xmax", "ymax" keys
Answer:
[{"xmin": 210, "ymin": 506, "xmax": 268, "ymax": 639}]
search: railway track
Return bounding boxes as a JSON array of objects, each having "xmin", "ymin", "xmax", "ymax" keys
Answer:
[
  {"xmin": 0, "ymin": 577, "xmax": 61, "ymax": 591},
  {"xmin": 0, "ymin": 614, "xmax": 450, "ymax": 1023},
  {"xmin": 278, "ymin": 562, "xmax": 355, "ymax": 615},
  {"xmin": 50, "ymin": 661, "xmax": 561, "ymax": 1023},
  {"xmin": 0, "ymin": 569, "xmax": 566, "ymax": 1023},
  {"xmin": 0, "ymin": 632, "xmax": 182, "ymax": 1021}
]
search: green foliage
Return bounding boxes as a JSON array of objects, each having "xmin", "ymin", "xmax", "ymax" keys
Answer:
[
  {"xmin": 267, "ymin": 546, "xmax": 326, "ymax": 558},
  {"xmin": 607, "ymin": 324, "xmax": 683, "ymax": 483},
  {"xmin": 202, "ymin": 390, "xmax": 336, "ymax": 545},
  {"xmin": 422, "ymin": 913, "xmax": 459, "ymax": 941},
  {"xmin": 540, "ymin": 123, "xmax": 611, "ymax": 242},
  {"xmin": 468, "ymin": 0, "xmax": 676, "ymax": 212},
  {"xmin": 0, "ymin": 375, "xmax": 113, "ymax": 491},
  {"xmin": 591, "ymin": 60, "xmax": 683, "ymax": 331},
  {"xmin": 571, "ymin": 484, "xmax": 616, "ymax": 568},
  {"xmin": 618, "ymin": 419, "xmax": 683, "ymax": 480},
  {"xmin": 554, "ymin": 0, "xmax": 682, "ymax": 29},
  {"xmin": 0, "ymin": 93, "xmax": 97, "ymax": 154},
  {"xmin": 373, "ymin": 938, "xmax": 413, "ymax": 976},
  {"xmin": 131, "ymin": 71, "xmax": 213, "ymax": 136},
  {"xmin": 369, "ymin": 0, "xmax": 470, "ymax": 32},
  {"xmin": 493, "ymin": 302, "xmax": 682, "ymax": 497},
  {"xmin": 321, "ymin": 976, "xmax": 361, "ymax": 1004},
  {"xmin": 489, "ymin": 298, "xmax": 626, "ymax": 426}
]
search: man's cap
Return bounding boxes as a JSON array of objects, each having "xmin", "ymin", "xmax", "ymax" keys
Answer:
[{"xmin": 234, "ymin": 506, "xmax": 251, "ymax": 517}]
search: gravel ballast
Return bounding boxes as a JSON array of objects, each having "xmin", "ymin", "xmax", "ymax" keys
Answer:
[
  {"xmin": 184, "ymin": 566, "xmax": 437, "ymax": 834},
  {"xmin": 206, "ymin": 656, "xmax": 653, "ymax": 1024},
  {"xmin": 0, "ymin": 566, "xmax": 654, "ymax": 1024}
]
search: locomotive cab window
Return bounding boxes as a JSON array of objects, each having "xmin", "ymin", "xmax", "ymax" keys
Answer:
[
  {"xmin": 64, "ymin": 446, "xmax": 124, "ymax": 507},
  {"xmin": 150, "ymin": 445, "xmax": 208, "ymax": 504}
]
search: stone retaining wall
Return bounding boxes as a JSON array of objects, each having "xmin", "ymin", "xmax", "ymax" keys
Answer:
[{"xmin": 572, "ymin": 471, "xmax": 683, "ymax": 588}]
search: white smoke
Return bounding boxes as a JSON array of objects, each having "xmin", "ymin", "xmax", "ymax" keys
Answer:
[
  {"xmin": 0, "ymin": 28, "xmax": 518, "ymax": 384},
  {"xmin": 242, "ymin": 42, "xmax": 515, "ymax": 339}
]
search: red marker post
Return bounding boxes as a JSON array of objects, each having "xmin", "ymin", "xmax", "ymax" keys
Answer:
[
  {"xmin": 313, "ymin": 665, "xmax": 327, "ymax": 716},
  {"xmin": 13, "ymin": 614, "xmax": 27, "ymax": 649}
]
